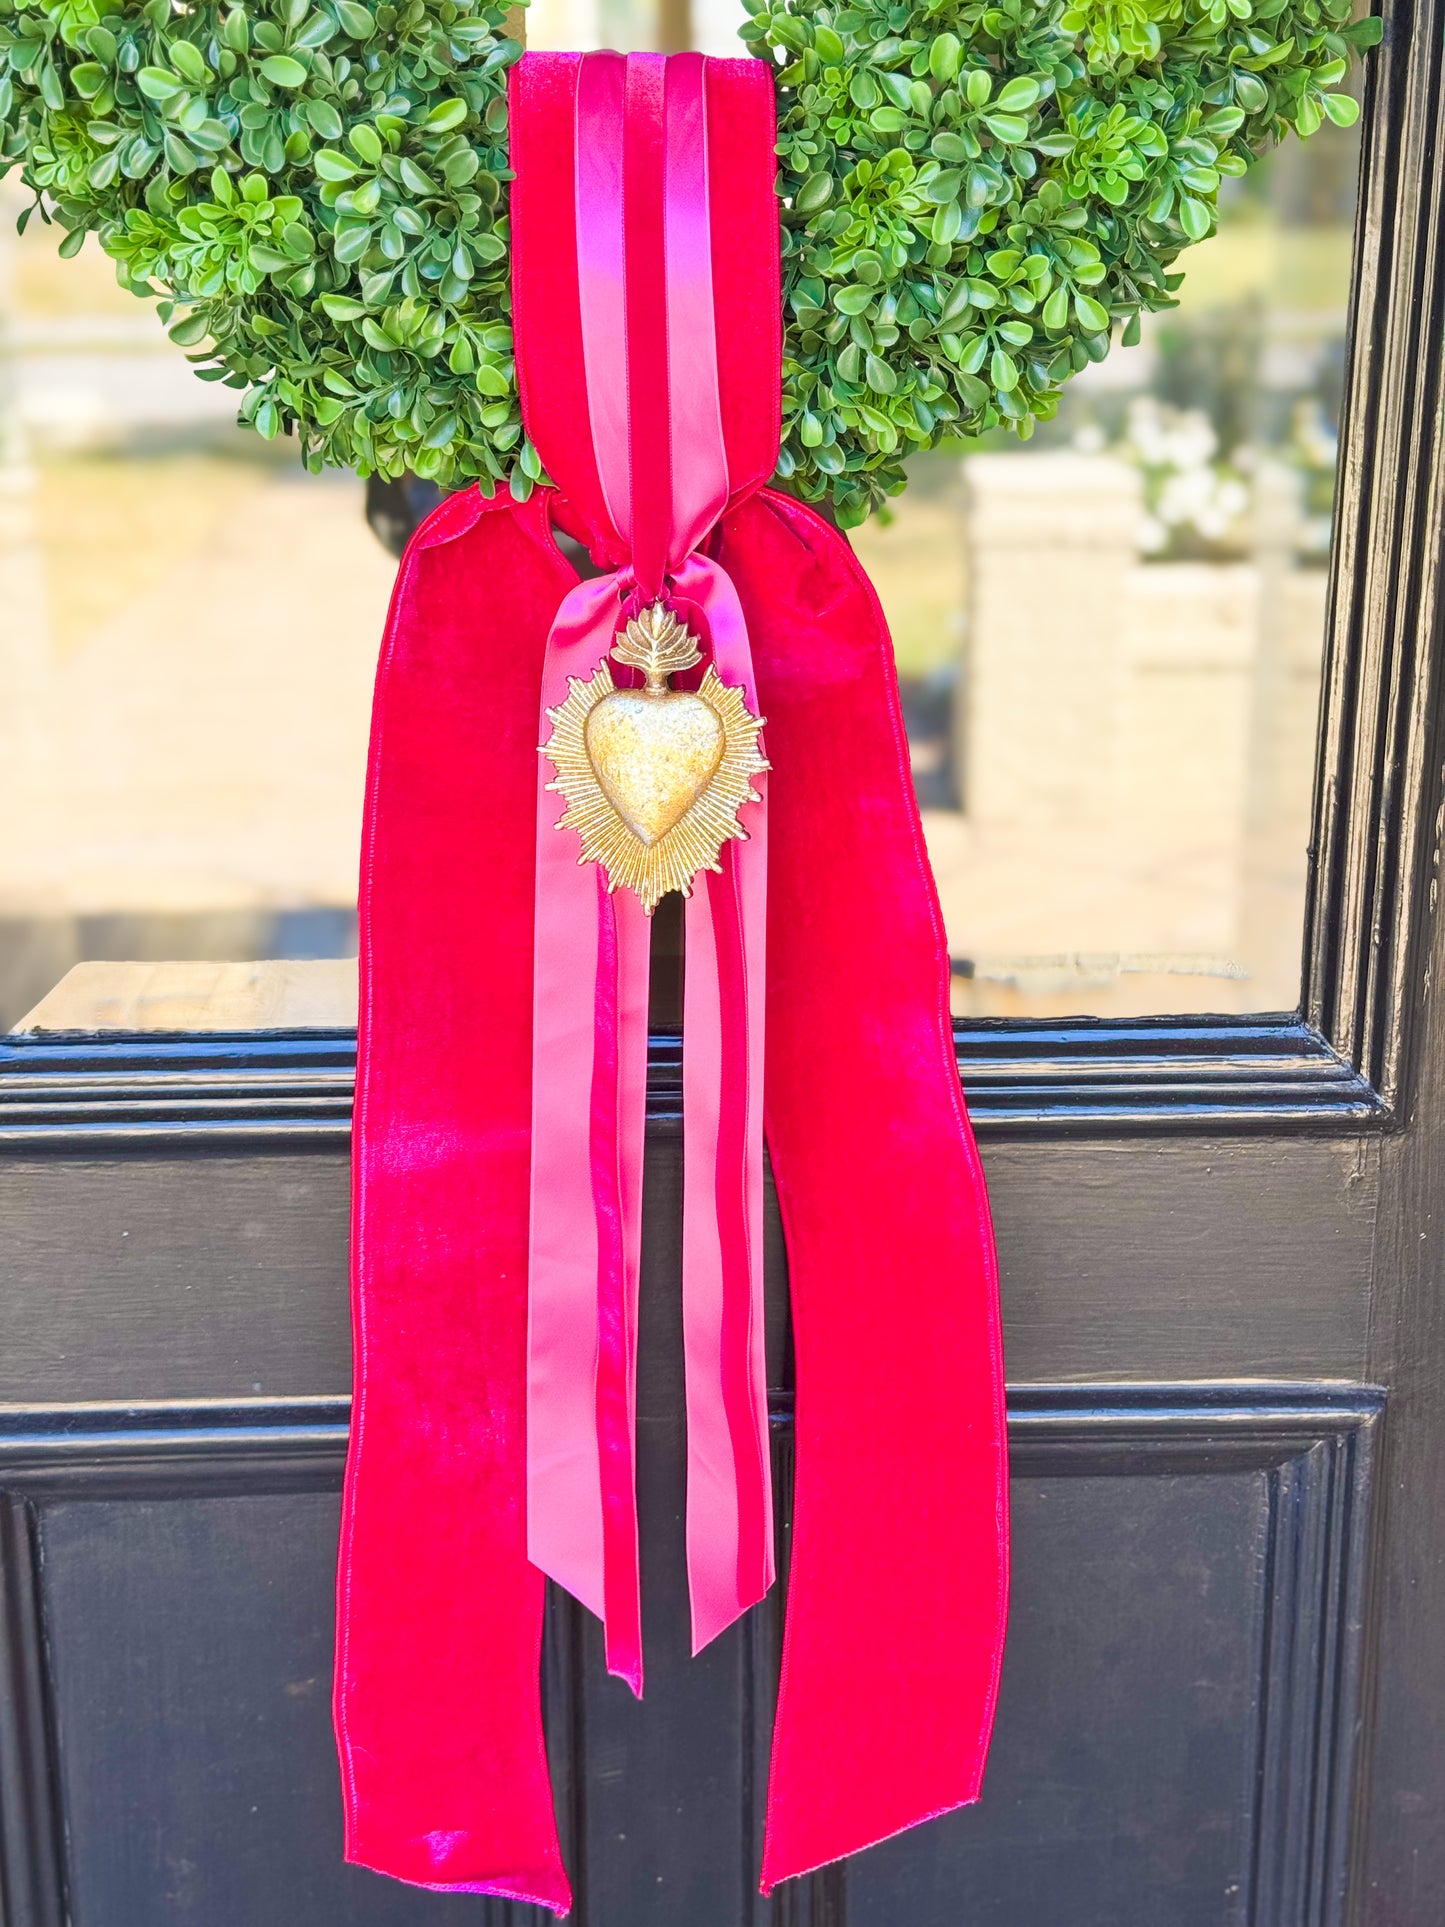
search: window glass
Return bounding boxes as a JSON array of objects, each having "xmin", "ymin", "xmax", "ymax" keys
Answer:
[
  {"xmin": 526, "ymin": 0, "xmax": 747, "ymax": 54},
  {"xmin": 1, "ymin": 11, "xmax": 1357, "ymax": 1030},
  {"xmin": 857, "ymin": 120, "xmax": 1361, "ymax": 1018},
  {"xmin": 1, "ymin": 184, "xmax": 393, "ymax": 1028}
]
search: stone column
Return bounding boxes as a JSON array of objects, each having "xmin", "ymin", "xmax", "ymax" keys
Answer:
[
  {"xmin": 0, "ymin": 195, "xmax": 66, "ymax": 1023},
  {"xmin": 959, "ymin": 452, "xmax": 1139, "ymax": 826},
  {"xmin": 1236, "ymin": 457, "xmax": 1323, "ymax": 1009},
  {"xmin": 0, "ymin": 205, "xmax": 56, "ymax": 900}
]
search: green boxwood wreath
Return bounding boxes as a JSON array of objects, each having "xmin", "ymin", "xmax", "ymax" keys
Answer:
[{"xmin": 0, "ymin": 0, "xmax": 1377, "ymax": 526}]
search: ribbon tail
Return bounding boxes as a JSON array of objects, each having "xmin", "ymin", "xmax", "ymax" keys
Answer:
[
  {"xmin": 677, "ymin": 555, "xmax": 774, "ymax": 1653},
  {"xmin": 593, "ymin": 875, "xmax": 650, "ymax": 1692},
  {"xmin": 520, "ymin": 47, "xmax": 780, "ymax": 1682},
  {"xmin": 722, "ymin": 491, "xmax": 1010, "ymax": 1894},
  {"xmin": 529, "ymin": 572, "xmax": 649, "ymax": 1696},
  {"xmin": 338, "ymin": 487, "xmax": 572, "ymax": 1912}
]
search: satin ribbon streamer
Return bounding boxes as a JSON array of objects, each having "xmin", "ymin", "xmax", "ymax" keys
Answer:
[
  {"xmin": 527, "ymin": 52, "xmax": 773, "ymax": 1689},
  {"xmin": 335, "ymin": 49, "xmax": 1008, "ymax": 1914}
]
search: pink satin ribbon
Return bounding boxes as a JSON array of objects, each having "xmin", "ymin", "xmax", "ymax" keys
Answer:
[{"xmin": 526, "ymin": 51, "xmax": 773, "ymax": 1690}]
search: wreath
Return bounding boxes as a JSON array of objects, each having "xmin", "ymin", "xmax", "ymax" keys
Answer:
[{"xmin": 0, "ymin": 0, "xmax": 1376, "ymax": 525}]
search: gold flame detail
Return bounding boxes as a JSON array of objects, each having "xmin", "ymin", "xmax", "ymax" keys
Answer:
[{"xmin": 540, "ymin": 602, "xmax": 768, "ymax": 917}]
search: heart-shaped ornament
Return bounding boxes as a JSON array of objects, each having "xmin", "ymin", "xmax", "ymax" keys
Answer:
[
  {"xmin": 542, "ymin": 602, "xmax": 768, "ymax": 914},
  {"xmin": 585, "ymin": 690, "xmax": 726, "ymax": 846}
]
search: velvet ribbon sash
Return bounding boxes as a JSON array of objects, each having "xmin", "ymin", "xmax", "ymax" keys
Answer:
[
  {"xmin": 522, "ymin": 50, "xmax": 775, "ymax": 1692},
  {"xmin": 335, "ymin": 49, "xmax": 1009, "ymax": 1913}
]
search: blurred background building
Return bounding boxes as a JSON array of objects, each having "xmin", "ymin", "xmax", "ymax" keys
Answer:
[
  {"xmin": 860, "ymin": 118, "xmax": 1359, "ymax": 1017},
  {"xmin": 0, "ymin": 0, "xmax": 1358, "ymax": 1028}
]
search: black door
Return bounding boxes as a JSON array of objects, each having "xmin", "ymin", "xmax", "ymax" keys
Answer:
[{"xmin": 2, "ymin": 0, "xmax": 1445, "ymax": 1920}]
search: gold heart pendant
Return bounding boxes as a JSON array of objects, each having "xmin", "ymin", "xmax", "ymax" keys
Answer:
[
  {"xmin": 585, "ymin": 688, "xmax": 725, "ymax": 846},
  {"xmin": 541, "ymin": 602, "xmax": 768, "ymax": 914}
]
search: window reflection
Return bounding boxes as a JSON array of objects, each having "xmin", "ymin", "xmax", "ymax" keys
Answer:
[
  {"xmin": 526, "ymin": 0, "xmax": 746, "ymax": 55},
  {"xmin": 1, "ymin": 18, "xmax": 1357, "ymax": 1031},
  {"xmin": 858, "ymin": 120, "xmax": 1360, "ymax": 1019},
  {"xmin": 0, "ymin": 183, "xmax": 392, "ymax": 1027},
  {"xmin": 0, "ymin": 0, "xmax": 746, "ymax": 1032}
]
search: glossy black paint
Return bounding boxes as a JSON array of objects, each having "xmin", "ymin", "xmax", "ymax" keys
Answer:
[
  {"xmin": 0, "ymin": 1013, "xmax": 1388, "ymax": 1142},
  {"xmin": 0, "ymin": 1386, "xmax": 1381, "ymax": 1927}
]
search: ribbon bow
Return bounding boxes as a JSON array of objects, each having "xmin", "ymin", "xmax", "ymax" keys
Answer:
[
  {"xmin": 525, "ymin": 49, "xmax": 773, "ymax": 1691},
  {"xmin": 335, "ymin": 49, "xmax": 1008, "ymax": 1914}
]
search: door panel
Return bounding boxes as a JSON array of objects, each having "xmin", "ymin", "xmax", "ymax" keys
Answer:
[
  {"xmin": 0, "ymin": 1378, "xmax": 1378, "ymax": 1927},
  {"xmin": 39, "ymin": 1491, "xmax": 466, "ymax": 1927},
  {"xmin": 0, "ymin": 1132, "xmax": 1379, "ymax": 1406},
  {"xmin": 983, "ymin": 1137, "xmax": 1379, "ymax": 1382},
  {"xmin": 0, "ymin": 1151, "xmax": 352, "ymax": 1403},
  {"xmin": 0, "ymin": 1142, "xmax": 1385, "ymax": 1927}
]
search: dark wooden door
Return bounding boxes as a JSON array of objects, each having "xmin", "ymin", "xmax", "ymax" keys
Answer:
[{"xmin": 3, "ymin": 1, "xmax": 1445, "ymax": 1921}]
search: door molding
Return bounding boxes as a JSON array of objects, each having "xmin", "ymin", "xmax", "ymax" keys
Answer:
[
  {"xmin": 0, "ymin": 1384, "xmax": 1380, "ymax": 1927},
  {"xmin": 0, "ymin": 1016, "xmax": 1389, "ymax": 1146}
]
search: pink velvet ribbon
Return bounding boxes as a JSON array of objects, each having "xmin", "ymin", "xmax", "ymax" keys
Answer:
[
  {"xmin": 335, "ymin": 47, "xmax": 1008, "ymax": 1913},
  {"xmin": 526, "ymin": 50, "xmax": 773, "ymax": 1691}
]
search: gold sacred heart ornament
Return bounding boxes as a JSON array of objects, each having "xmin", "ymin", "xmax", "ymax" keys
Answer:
[
  {"xmin": 586, "ymin": 683, "xmax": 725, "ymax": 844},
  {"xmin": 542, "ymin": 602, "xmax": 768, "ymax": 914}
]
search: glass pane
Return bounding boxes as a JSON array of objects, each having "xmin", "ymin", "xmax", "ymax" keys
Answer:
[
  {"xmin": 1, "ymin": 0, "xmax": 745, "ymax": 1034},
  {"xmin": 2, "ymin": 25, "xmax": 1357, "ymax": 1031},
  {"xmin": 0, "ymin": 184, "xmax": 393, "ymax": 1029},
  {"xmin": 859, "ymin": 117, "xmax": 1361, "ymax": 1018},
  {"xmin": 526, "ymin": 0, "xmax": 747, "ymax": 53}
]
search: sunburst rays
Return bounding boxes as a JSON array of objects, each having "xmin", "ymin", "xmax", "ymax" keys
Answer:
[{"xmin": 540, "ymin": 607, "xmax": 768, "ymax": 917}]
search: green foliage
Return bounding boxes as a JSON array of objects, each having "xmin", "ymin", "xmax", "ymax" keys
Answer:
[
  {"xmin": 748, "ymin": 0, "xmax": 1378, "ymax": 523},
  {"xmin": 0, "ymin": 0, "xmax": 1377, "ymax": 516},
  {"xmin": 0, "ymin": 0, "xmax": 529, "ymax": 487}
]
